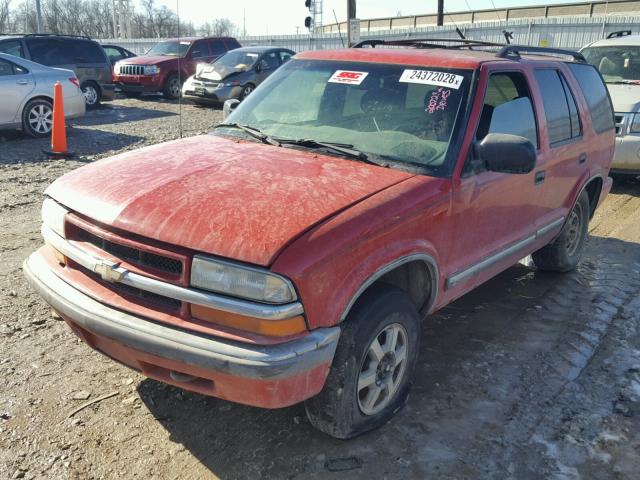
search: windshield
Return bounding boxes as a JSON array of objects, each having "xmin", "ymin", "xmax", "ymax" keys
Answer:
[
  {"xmin": 214, "ymin": 50, "xmax": 260, "ymax": 69},
  {"xmin": 217, "ymin": 59, "xmax": 471, "ymax": 175},
  {"xmin": 582, "ymin": 46, "xmax": 640, "ymax": 83},
  {"xmin": 147, "ymin": 40, "xmax": 190, "ymax": 57}
]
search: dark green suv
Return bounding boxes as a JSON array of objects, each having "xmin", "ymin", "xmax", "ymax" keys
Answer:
[{"xmin": 0, "ymin": 34, "xmax": 115, "ymax": 109}]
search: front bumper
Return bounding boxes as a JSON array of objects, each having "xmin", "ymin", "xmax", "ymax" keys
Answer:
[
  {"xmin": 24, "ymin": 251, "xmax": 340, "ymax": 408},
  {"xmin": 114, "ymin": 74, "xmax": 163, "ymax": 93},
  {"xmin": 612, "ymin": 133, "xmax": 640, "ymax": 174},
  {"xmin": 182, "ymin": 78, "xmax": 242, "ymax": 104}
]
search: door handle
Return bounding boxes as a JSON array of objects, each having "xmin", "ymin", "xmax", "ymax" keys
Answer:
[
  {"xmin": 535, "ymin": 170, "xmax": 546, "ymax": 185},
  {"xmin": 578, "ymin": 153, "xmax": 587, "ymax": 165},
  {"xmin": 16, "ymin": 79, "xmax": 29, "ymax": 85}
]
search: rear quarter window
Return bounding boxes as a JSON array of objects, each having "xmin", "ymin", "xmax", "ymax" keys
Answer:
[
  {"xmin": 72, "ymin": 40, "xmax": 107, "ymax": 63},
  {"xmin": 567, "ymin": 63, "xmax": 615, "ymax": 133}
]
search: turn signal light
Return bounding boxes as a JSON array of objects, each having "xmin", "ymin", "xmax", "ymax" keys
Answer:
[{"xmin": 191, "ymin": 304, "xmax": 306, "ymax": 337}]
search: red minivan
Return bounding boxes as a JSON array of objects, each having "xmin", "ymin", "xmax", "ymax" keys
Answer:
[
  {"xmin": 113, "ymin": 36, "xmax": 241, "ymax": 99},
  {"xmin": 25, "ymin": 40, "xmax": 615, "ymax": 438}
]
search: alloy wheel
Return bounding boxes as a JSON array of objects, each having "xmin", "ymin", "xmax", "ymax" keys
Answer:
[
  {"xmin": 357, "ymin": 323, "xmax": 409, "ymax": 416},
  {"xmin": 28, "ymin": 103, "xmax": 53, "ymax": 134},
  {"xmin": 83, "ymin": 85, "xmax": 98, "ymax": 106}
]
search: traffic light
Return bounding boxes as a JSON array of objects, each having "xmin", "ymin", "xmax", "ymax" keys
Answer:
[{"xmin": 305, "ymin": 0, "xmax": 313, "ymax": 31}]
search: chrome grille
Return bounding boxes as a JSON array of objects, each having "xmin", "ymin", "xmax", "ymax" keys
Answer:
[
  {"xmin": 76, "ymin": 228, "xmax": 183, "ymax": 275},
  {"xmin": 119, "ymin": 65, "xmax": 145, "ymax": 76}
]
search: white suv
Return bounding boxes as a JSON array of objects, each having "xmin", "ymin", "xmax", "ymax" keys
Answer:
[{"xmin": 582, "ymin": 31, "xmax": 640, "ymax": 176}]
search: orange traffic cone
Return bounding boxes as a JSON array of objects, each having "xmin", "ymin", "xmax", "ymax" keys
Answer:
[{"xmin": 44, "ymin": 81, "xmax": 73, "ymax": 158}]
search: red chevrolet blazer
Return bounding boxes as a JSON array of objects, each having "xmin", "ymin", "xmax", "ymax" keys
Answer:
[{"xmin": 25, "ymin": 40, "xmax": 615, "ymax": 438}]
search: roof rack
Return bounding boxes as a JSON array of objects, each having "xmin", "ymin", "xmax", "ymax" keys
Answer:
[
  {"xmin": 0, "ymin": 33, "xmax": 92, "ymax": 40},
  {"xmin": 352, "ymin": 38, "xmax": 506, "ymax": 49},
  {"xmin": 496, "ymin": 45, "xmax": 586, "ymax": 63},
  {"xmin": 606, "ymin": 30, "xmax": 632, "ymax": 39}
]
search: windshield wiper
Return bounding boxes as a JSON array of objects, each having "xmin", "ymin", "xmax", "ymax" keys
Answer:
[
  {"xmin": 213, "ymin": 123, "xmax": 281, "ymax": 146},
  {"xmin": 275, "ymin": 138, "xmax": 386, "ymax": 167}
]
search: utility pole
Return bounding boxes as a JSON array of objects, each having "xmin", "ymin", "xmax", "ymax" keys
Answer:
[
  {"xmin": 347, "ymin": 0, "xmax": 356, "ymax": 46},
  {"xmin": 35, "ymin": 0, "xmax": 43, "ymax": 33},
  {"xmin": 437, "ymin": 0, "xmax": 444, "ymax": 26}
]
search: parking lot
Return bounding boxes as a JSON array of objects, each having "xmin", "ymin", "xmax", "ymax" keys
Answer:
[{"xmin": 0, "ymin": 96, "xmax": 638, "ymax": 479}]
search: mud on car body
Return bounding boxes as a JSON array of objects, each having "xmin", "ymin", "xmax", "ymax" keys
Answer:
[{"xmin": 25, "ymin": 40, "xmax": 615, "ymax": 439}]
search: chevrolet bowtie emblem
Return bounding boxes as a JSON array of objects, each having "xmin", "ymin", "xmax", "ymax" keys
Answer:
[{"xmin": 94, "ymin": 260, "xmax": 125, "ymax": 283}]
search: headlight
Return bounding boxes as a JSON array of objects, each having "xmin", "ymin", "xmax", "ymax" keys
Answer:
[
  {"xmin": 630, "ymin": 113, "xmax": 640, "ymax": 133},
  {"xmin": 191, "ymin": 255, "xmax": 297, "ymax": 304},
  {"xmin": 41, "ymin": 198, "xmax": 68, "ymax": 238},
  {"xmin": 225, "ymin": 80, "xmax": 241, "ymax": 87},
  {"xmin": 143, "ymin": 65, "xmax": 159, "ymax": 75}
]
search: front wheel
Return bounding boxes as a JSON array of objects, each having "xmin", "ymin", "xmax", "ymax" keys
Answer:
[
  {"xmin": 532, "ymin": 190, "xmax": 590, "ymax": 272},
  {"xmin": 163, "ymin": 74, "xmax": 181, "ymax": 99},
  {"xmin": 305, "ymin": 284, "xmax": 420, "ymax": 439},
  {"xmin": 240, "ymin": 84, "xmax": 254, "ymax": 100}
]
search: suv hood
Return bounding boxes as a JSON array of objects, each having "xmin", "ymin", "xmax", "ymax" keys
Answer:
[
  {"xmin": 46, "ymin": 135, "xmax": 413, "ymax": 266},
  {"xmin": 119, "ymin": 55, "xmax": 180, "ymax": 66},
  {"xmin": 606, "ymin": 83, "xmax": 640, "ymax": 112}
]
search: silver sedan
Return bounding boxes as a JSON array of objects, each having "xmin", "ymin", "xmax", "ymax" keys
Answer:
[{"xmin": 0, "ymin": 53, "xmax": 85, "ymax": 138}]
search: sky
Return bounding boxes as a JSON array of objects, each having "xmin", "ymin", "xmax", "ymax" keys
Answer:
[{"xmin": 151, "ymin": 0, "xmax": 582, "ymax": 36}]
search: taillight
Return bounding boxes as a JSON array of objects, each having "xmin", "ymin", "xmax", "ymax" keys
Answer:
[{"xmin": 69, "ymin": 77, "xmax": 80, "ymax": 88}]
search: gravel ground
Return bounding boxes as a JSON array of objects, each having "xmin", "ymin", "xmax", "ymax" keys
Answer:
[{"xmin": 1, "ymin": 98, "xmax": 640, "ymax": 479}]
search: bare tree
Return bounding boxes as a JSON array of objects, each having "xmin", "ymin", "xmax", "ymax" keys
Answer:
[{"xmin": 0, "ymin": 0, "xmax": 11, "ymax": 32}]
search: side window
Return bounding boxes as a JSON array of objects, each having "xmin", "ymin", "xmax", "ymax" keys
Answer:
[
  {"xmin": 560, "ymin": 74, "xmax": 581, "ymax": 138},
  {"xmin": 191, "ymin": 41, "xmax": 208, "ymax": 59},
  {"xmin": 27, "ymin": 39, "xmax": 73, "ymax": 65},
  {"xmin": 260, "ymin": 52, "xmax": 281, "ymax": 71},
  {"xmin": 0, "ymin": 59, "xmax": 14, "ymax": 76},
  {"xmin": 477, "ymin": 71, "xmax": 538, "ymax": 147},
  {"xmin": 567, "ymin": 63, "xmax": 615, "ymax": 133},
  {"xmin": 280, "ymin": 51, "xmax": 293, "ymax": 63},
  {"xmin": 73, "ymin": 41, "xmax": 107, "ymax": 63},
  {"xmin": 209, "ymin": 40, "xmax": 227, "ymax": 57},
  {"xmin": 534, "ymin": 69, "xmax": 580, "ymax": 145},
  {"xmin": 0, "ymin": 40, "xmax": 24, "ymax": 58},
  {"xmin": 103, "ymin": 47, "xmax": 122, "ymax": 62}
]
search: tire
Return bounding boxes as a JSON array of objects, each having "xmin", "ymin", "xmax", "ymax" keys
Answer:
[
  {"xmin": 240, "ymin": 84, "xmax": 255, "ymax": 100},
  {"xmin": 163, "ymin": 74, "xmax": 181, "ymax": 99},
  {"xmin": 21, "ymin": 98, "xmax": 54, "ymax": 138},
  {"xmin": 81, "ymin": 82, "xmax": 101, "ymax": 109},
  {"xmin": 305, "ymin": 284, "xmax": 421, "ymax": 439},
  {"xmin": 532, "ymin": 190, "xmax": 590, "ymax": 272}
]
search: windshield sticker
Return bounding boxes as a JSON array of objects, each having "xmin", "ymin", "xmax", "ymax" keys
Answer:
[
  {"xmin": 426, "ymin": 88, "xmax": 452, "ymax": 114},
  {"xmin": 328, "ymin": 70, "xmax": 369, "ymax": 85},
  {"xmin": 400, "ymin": 69, "xmax": 463, "ymax": 89}
]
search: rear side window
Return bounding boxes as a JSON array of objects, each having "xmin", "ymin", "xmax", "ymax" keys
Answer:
[
  {"xmin": 191, "ymin": 41, "xmax": 209, "ymax": 58},
  {"xmin": 477, "ymin": 71, "xmax": 538, "ymax": 148},
  {"xmin": 568, "ymin": 63, "xmax": 615, "ymax": 133},
  {"xmin": 0, "ymin": 59, "xmax": 27, "ymax": 75},
  {"xmin": 209, "ymin": 40, "xmax": 227, "ymax": 56},
  {"xmin": 534, "ymin": 69, "xmax": 581, "ymax": 145},
  {"xmin": 0, "ymin": 40, "xmax": 24, "ymax": 58},
  {"xmin": 280, "ymin": 51, "xmax": 293, "ymax": 63},
  {"xmin": 72, "ymin": 40, "xmax": 107, "ymax": 63}
]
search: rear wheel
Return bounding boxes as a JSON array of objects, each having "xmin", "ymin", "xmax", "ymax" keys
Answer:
[
  {"xmin": 532, "ymin": 190, "xmax": 590, "ymax": 272},
  {"xmin": 81, "ymin": 81, "xmax": 101, "ymax": 109},
  {"xmin": 22, "ymin": 98, "xmax": 53, "ymax": 138},
  {"xmin": 305, "ymin": 284, "xmax": 420, "ymax": 439},
  {"xmin": 163, "ymin": 74, "xmax": 181, "ymax": 99}
]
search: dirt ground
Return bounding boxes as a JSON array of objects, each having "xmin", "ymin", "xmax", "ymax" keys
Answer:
[{"xmin": 1, "ymin": 98, "xmax": 640, "ymax": 480}]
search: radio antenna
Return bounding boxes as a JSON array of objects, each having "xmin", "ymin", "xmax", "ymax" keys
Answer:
[
  {"xmin": 333, "ymin": 10, "xmax": 345, "ymax": 48},
  {"xmin": 176, "ymin": 0, "xmax": 183, "ymax": 138}
]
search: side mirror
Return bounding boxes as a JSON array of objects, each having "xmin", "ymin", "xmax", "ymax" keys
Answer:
[
  {"xmin": 223, "ymin": 99, "xmax": 240, "ymax": 120},
  {"xmin": 254, "ymin": 63, "xmax": 262, "ymax": 73},
  {"xmin": 476, "ymin": 133, "xmax": 536, "ymax": 174}
]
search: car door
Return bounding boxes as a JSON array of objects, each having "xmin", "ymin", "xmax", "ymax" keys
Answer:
[
  {"xmin": 0, "ymin": 58, "xmax": 34, "ymax": 124},
  {"xmin": 447, "ymin": 67, "xmax": 543, "ymax": 291},
  {"xmin": 255, "ymin": 51, "xmax": 281, "ymax": 85},
  {"xmin": 209, "ymin": 39, "xmax": 228, "ymax": 62},
  {"xmin": 186, "ymin": 40, "xmax": 211, "ymax": 77},
  {"xmin": 531, "ymin": 66, "xmax": 589, "ymax": 225}
]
